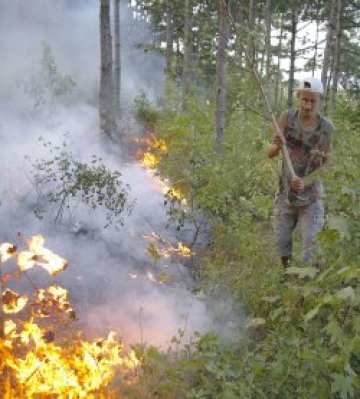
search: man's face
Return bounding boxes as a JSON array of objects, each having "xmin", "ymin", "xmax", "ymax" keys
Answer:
[{"xmin": 297, "ymin": 91, "xmax": 321, "ymax": 117}]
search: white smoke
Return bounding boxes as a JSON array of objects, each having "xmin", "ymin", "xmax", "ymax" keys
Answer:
[{"xmin": 0, "ymin": 0, "xmax": 215, "ymax": 347}]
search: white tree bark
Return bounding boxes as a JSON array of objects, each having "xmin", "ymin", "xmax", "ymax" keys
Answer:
[
  {"xmin": 321, "ymin": 0, "xmax": 336, "ymax": 100},
  {"xmin": 265, "ymin": 0, "xmax": 272, "ymax": 77},
  {"xmin": 183, "ymin": 0, "xmax": 192, "ymax": 108},
  {"xmin": 215, "ymin": 0, "xmax": 229, "ymax": 147},
  {"xmin": 287, "ymin": 8, "xmax": 297, "ymax": 108},
  {"xmin": 165, "ymin": 0, "xmax": 173, "ymax": 73},
  {"xmin": 100, "ymin": 0, "xmax": 115, "ymax": 138},
  {"xmin": 330, "ymin": 0, "xmax": 343, "ymax": 108},
  {"xmin": 114, "ymin": 0, "xmax": 121, "ymax": 116}
]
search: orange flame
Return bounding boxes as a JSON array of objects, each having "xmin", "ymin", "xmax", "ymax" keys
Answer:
[
  {"xmin": 16, "ymin": 235, "xmax": 68, "ymax": 276},
  {"xmin": 0, "ymin": 242, "xmax": 17, "ymax": 263},
  {"xmin": 2, "ymin": 289, "xmax": 28, "ymax": 314},
  {"xmin": 141, "ymin": 152, "xmax": 159, "ymax": 169},
  {"xmin": 0, "ymin": 236, "xmax": 140, "ymax": 397}
]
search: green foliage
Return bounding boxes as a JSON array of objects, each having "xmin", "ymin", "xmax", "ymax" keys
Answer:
[
  {"xmin": 126, "ymin": 77, "xmax": 360, "ymax": 397},
  {"xmin": 28, "ymin": 138, "xmax": 133, "ymax": 228},
  {"xmin": 133, "ymin": 92, "xmax": 159, "ymax": 130},
  {"xmin": 23, "ymin": 42, "xmax": 76, "ymax": 114}
]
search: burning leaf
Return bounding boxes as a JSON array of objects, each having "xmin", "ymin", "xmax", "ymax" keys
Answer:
[
  {"xmin": 2, "ymin": 288, "xmax": 28, "ymax": 314},
  {"xmin": 17, "ymin": 250, "xmax": 37, "ymax": 272},
  {"xmin": 141, "ymin": 152, "xmax": 159, "ymax": 169},
  {"xmin": 33, "ymin": 285, "xmax": 73, "ymax": 318},
  {"xmin": 4, "ymin": 320, "xmax": 17, "ymax": 337},
  {"xmin": 28, "ymin": 235, "xmax": 68, "ymax": 275},
  {"xmin": 147, "ymin": 242, "xmax": 161, "ymax": 261},
  {"xmin": 0, "ymin": 242, "xmax": 17, "ymax": 263},
  {"xmin": 1, "ymin": 273, "xmax": 11, "ymax": 284},
  {"xmin": 175, "ymin": 242, "xmax": 193, "ymax": 257}
]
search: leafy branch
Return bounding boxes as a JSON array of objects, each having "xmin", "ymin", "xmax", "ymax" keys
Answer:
[{"xmin": 28, "ymin": 138, "xmax": 134, "ymax": 229}]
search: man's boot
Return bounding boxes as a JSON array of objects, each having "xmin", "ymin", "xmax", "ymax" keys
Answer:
[{"xmin": 281, "ymin": 256, "xmax": 291, "ymax": 268}]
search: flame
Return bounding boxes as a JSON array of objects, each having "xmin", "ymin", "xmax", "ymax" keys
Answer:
[
  {"xmin": 143, "ymin": 233, "xmax": 194, "ymax": 260},
  {"xmin": 175, "ymin": 242, "xmax": 193, "ymax": 257},
  {"xmin": 2, "ymin": 289, "xmax": 28, "ymax": 314},
  {"xmin": 16, "ymin": 235, "xmax": 68, "ymax": 275},
  {"xmin": 17, "ymin": 250, "xmax": 37, "ymax": 272},
  {"xmin": 141, "ymin": 152, "xmax": 159, "ymax": 169},
  {"xmin": 163, "ymin": 185, "xmax": 187, "ymax": 205},
  {"xmin": 4, "ymin": 324, "xmax": 138, "ymax": 398},
  {"xmin": 28, "ymin": 235, "xmax": 68, "ymax": 275},
  {"xmin": 134, "ymin": 135, "xmax": 167, "ymax": 170},
  {"xmin": 134, "ymin": 135, "xmax": 187, "ymax": 206},
  {"xmin": 0, "ymin": 237, "xmax": 140, "ymax": 397},
  {"xmin": 0, "ymin": 242, "xmax": 17, "ymax": 263},
  {"xmin": 33, "ymin": 285, "xmax": 75, "ymax": 319},
  {"xmin": 146, "ymin": 270, "xmax": 157, "ymax": 283}
]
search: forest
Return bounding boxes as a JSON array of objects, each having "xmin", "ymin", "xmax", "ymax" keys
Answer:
[{"xmin": 0, "ymin": 0, "xmax": 359, "ymax": 398}]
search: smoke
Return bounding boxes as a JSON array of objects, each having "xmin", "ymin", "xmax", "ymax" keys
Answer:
[{"xmin": 0, "ymin": 0, "xmax": 219, "ymax": 347}]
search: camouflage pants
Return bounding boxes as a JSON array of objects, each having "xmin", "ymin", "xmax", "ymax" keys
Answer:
[{"xmin": 273, "ymin": 194, "xmax": 325, "ymax": 263}]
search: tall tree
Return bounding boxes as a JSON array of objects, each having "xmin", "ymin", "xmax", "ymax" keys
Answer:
[
  {"xmin": 321, "ymin": 0, "xmax": 336, "ymax": 102},
  {"xmin": 183, "ymin": 0, "xmax": 193, "ymax": 108},
  {"xmin": 265, "ymin": 0, "xmax": 272, "ymax": 77},
  {"xmin": 247, "ymin": 0, "xmax": 257, "ymax": 68},
  {"xmin": 99, "ymin": 0, "xmax": 115, "ymax": 138},
  {"xmin": 287, "ymin": 7, "xmax": 298, "ymax": 108},
  {"xmin": 215, "ymin": 0, "xmax": 230, "ymax": 147},
  {"xmin": 114, "ymin": 0, "xmax": 121, "ymax": 116},
  {"xmin": 165, "ymin": 0, "xmax": 173, "ymax": 74},
  {"xmin": 329, "ymin": 0, "xmax": 343, "ymax": 108},
  {"xmin": 274, "ymin": 13, "xmax": 284, "ymax": 107}
]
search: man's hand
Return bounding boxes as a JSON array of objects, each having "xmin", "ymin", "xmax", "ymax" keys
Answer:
[
  {"xmin": 273, "ymin": 135, "xmax": 283, "ymax": 149},
  {"xmin": 291, "ymin": 176, "xmax": 304, "ymax": 192},
  {"xmin": 266, "ymin": 136, "xmax": 284, "ymax": 158}
]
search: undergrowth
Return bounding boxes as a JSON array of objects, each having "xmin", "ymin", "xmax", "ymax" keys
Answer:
[{"xmin": 128, "ymin": 83, "xmax": 360, "ymax": 398}]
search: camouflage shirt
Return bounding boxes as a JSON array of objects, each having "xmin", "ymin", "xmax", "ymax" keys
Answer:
[{"xmin": 279, "ymin": 109, "xmax": 335, "ymax": 206}]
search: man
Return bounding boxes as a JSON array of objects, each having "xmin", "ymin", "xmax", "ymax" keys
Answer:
[{"xmin": 267, "ymin": 77, "xmax": 335, "ymax": 266}]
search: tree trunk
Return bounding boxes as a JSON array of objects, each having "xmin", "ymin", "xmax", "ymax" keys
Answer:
[
  {"xmin": 265, "ymin": 0, "xmax": 272, "ymax": 77},
  {"xmin": 100, "ymin": 0, "xmax": 115, "ymax": 138},
  {"xmin": 114, "ymin": 0, "xmax": 121, "ymax": 117},
  {"xmin": 287, "ymin": 8, "xmax": 297, "ymax": 108},
  {"xmin": 312, "ymin": 16, "xmax": 320, "ymax": 76},
  {"xmin": 247, "ymin": 0, "xmax": 257, "ymax": 68},
  {"xmin": 165, "ymin": 0, "xmax": 173, "ymax": 74},
  {"xmin": 330, "ymin": 0, "xmax": 343, "ymax": 108},
  {"xmin": 235, "ymin": 2, "xmax": 245, "ymax": 68},
  {"xmin": 321, "ymin": 0, "xmax": 336, "ymax": 101},
  {"xmin": 215, "ymin": 0, "xmax": 229, "ymax": 148},
  {"xmin": 275, "ymin": 13, "xmax": 283, "ymax": 107},
  {"xmin": 183, "ymin": 0, "xmax": 192, "ymax": 108}
]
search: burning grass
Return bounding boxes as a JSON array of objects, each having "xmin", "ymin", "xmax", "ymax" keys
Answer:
[{"xmin": 0, "ymin": 235, "xmax": 139, "ymax": 398}]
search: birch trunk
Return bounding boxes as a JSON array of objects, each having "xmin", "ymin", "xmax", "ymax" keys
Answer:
[
  {"xmin": 235, "ymin": 2, "xmax": 245, "ymax": 68},
  {"xmin": 165, "ymin": 0, "xmax": 173, "ymax": 74},
  {"xmin": 275, "ymin": 13, "xmax": 283, "ymax": 107},
  {"xmin": 114, "ymin": 0, "xmax": 121, "ymax": 116},
  {"xmin": 183, "ymin": 0, "xmax": 192, "ymax": 108},
  {"xmin": 330, "ymin": 0, "xmax": 343, "ymax": 108},
  {"xmin": 100, "ymin": 0, "xmax": 115, "ymax": 138},
  {"xmin": 287, "ymin": 9, "xmax": 297, "ymax": 108},
  {"xmin": 247, "ymin": 0, "xmax": 256, "ymax": 68},
  {"xmin": 215, "ymin": 0, "xmax": 229, "ymax": 147},
  {"xmin": 321, "ymin": 0, "xmax": 336, "ymax": 100},
  {"xmin": 312, "ymin": 17, "xmax": 319, "ymax": 76},
  {"xmin": 265, "ymin": 0, "xmax": 272, "ymax": 77}
]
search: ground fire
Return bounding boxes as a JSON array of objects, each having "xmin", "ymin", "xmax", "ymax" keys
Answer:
[{"xmin": 0, "ymin": 235, "xmax": 139, "ymax": 398}]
